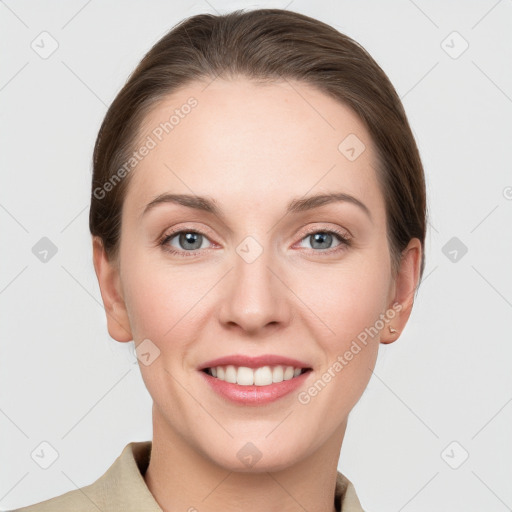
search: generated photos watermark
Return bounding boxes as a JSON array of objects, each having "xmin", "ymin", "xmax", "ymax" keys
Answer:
[
  {"xmin": 297, "ymin": 301, "xmax": 403, "ymax": 405},
  {"xmin": 93, "ymin": 96, "xmax": 198, "ymax": 200}
]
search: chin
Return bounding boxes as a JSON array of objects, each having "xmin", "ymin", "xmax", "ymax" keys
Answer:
[{"xmin": 201, "ymin": 435, "xmax": 309, "ymax": 474}]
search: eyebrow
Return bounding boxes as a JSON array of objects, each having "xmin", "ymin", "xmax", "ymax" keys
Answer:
[{"xmin": 141, "ymin": 192, "xmax": 372, "ymax": 222}]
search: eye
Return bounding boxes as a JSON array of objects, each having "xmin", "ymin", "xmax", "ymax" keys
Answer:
[
  {"xmin": 159, "ymin": 229, "xmax": 213, "ymax": 257},
  {"xmin": 296, "ymin": 228, "xmax": 351, "ymax": 254}
]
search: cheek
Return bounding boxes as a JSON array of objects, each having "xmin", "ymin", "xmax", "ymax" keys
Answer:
[
  {"xmin": 119, "ymin": 240, "xmax": 189, "ymax": 343},
  {"xmin": 292, "ymin": 262, "xmax": 387, "ymax": 415},
  {"xmin": 121, "ymin": 261, "xmax": 198, "ymax": 400},
  {"xmin": 292, "ymin": 255, "xmax": 391, "ymax": 346},
  {"xmin": 119, "ymin": 251, "xmax": 220, "ymax": 377},
  {"xmin": 123, "ymin": 267, "xmax": 193, "ymax": 344}
]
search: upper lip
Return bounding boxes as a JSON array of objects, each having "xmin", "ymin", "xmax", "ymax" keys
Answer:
[{"xmin": 198, "ymin": 354, "xmax": 312, "ymax": 370}]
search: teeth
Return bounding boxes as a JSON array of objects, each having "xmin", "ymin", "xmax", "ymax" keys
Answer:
[
  {"xmin": 254, "ymin": 366, "xmax": 272, "ymax": 386},
  {"xmin": 272, "ymin": 365, "xmax": 283, "ymax": 383},
  {"xmin": 206, "ymin": 365, "xmax": 306, "ymax": 386},
  {"xmin": 283, "ymin": 366, "xmax": 295, "ymax": 380},
  {"xmin": 225, "ymin": 365, "xmax": 237, "ymax": 384},
  {"xmin": 237, "ymin": 366, "xmax": 254, "ymax": 385}
]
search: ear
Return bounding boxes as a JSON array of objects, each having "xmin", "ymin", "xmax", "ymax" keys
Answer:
[
  {"xmin": 380, "ymin": 237, "xmax": 422, "ymax": 344},
  {"xmin": 92, "ymin": 236, "xmax": 133, "ymax": 342}
]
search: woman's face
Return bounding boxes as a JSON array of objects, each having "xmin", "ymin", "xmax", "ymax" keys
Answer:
[{"xmin": 96, "ymin": 77, "xmax": 420, "ymax": 471}]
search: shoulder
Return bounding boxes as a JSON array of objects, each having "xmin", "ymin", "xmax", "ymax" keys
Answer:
[
  {"xmin": 9, "ymin": 480, "xmax": 100, "ymax": 511},
  {"xmin": 9, "ymin": 440, "xmax": 159, "ymax": 512}
]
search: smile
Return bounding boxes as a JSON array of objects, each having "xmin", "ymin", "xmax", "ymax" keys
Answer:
[{"xmin": 203, "ymin": 365, "xmax": 309, "ymax": 386}]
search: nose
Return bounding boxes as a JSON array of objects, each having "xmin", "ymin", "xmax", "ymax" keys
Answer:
[{"xmin": 218, "ymin": 242, "xmax": 292, "ymax": 335}]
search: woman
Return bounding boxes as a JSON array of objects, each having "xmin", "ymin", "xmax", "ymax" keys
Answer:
[{"xmin": 14, "ymin": 7, "xmax": 426, "ymax": 512}]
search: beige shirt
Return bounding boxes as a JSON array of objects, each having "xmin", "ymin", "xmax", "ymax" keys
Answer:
[{"xmin": 12, "ymin": 441, "xmax": 365, "ymax": 511}]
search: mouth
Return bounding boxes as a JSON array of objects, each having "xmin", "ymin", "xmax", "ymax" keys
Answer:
[
  {"xmin": 197, "ymin": 354, "xmax": 313, "ymax": 404},
  {"xmin": 202, "ymin": 365, "xmax": 312, "ymax": 386}
]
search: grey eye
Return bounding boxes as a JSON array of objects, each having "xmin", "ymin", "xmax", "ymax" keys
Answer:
[
  {"xmin": 165, "ymin": 231, "xmax": 211, "ymax": 251},
  {"xmin": 300, "ymin": 231, "xmax": 343, "ymax": 251}
]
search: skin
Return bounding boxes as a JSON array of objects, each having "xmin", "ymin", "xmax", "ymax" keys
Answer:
[{"xmin": 93, "ymin": 77, "xmax": 421, "ymax": 512}]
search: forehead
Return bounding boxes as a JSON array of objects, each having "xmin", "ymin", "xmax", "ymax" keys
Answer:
[{"xmin": 124, "ymin": 77, "xmax": 385, "ymax": 222}]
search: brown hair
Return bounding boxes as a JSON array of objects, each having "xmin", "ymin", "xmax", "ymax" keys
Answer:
[{"xmin": 90, "ymin": 8, "xmax": 427, "ymax": 288}]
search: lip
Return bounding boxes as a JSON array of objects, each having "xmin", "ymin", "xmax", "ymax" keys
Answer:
[
  {"xmin": 198, "ymin": 354, "xmax": 311, "ymax": 371},
  {"xmin": 199, "ymin": 368, "xmax": 312, "ymax": 405}
]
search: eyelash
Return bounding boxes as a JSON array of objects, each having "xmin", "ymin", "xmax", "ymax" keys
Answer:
[{"xmin": 158, "ymin": 226, "xmax": 352, "ymax": 258}]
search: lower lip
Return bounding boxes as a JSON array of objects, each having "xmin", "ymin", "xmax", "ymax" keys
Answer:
[{"xmin": 200, "ymin": 370, "xmax": 311, "ymax": 405}]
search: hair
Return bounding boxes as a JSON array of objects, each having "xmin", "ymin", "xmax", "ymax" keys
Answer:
[{"xmin": 89, "ymin": 8, "xmax": 427, "ymax": 290}]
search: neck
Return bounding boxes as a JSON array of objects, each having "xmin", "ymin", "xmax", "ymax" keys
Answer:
[{"xmin": 144, "ymin": 406, "xmax": 346, "ymax": 512}]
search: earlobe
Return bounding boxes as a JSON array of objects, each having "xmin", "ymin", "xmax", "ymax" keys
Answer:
[
  {"xmin": 381, "ymin": 238, "xmax": 422, "ymax": 344},
  {"xmin": 92, "ymin": 236, "xmax": 133, "ymax": 343}
]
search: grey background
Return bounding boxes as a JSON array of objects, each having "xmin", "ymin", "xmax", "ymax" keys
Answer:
[{"xmin": 1, "ymin": 0, "xmax": 511, "ymax": 510}]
